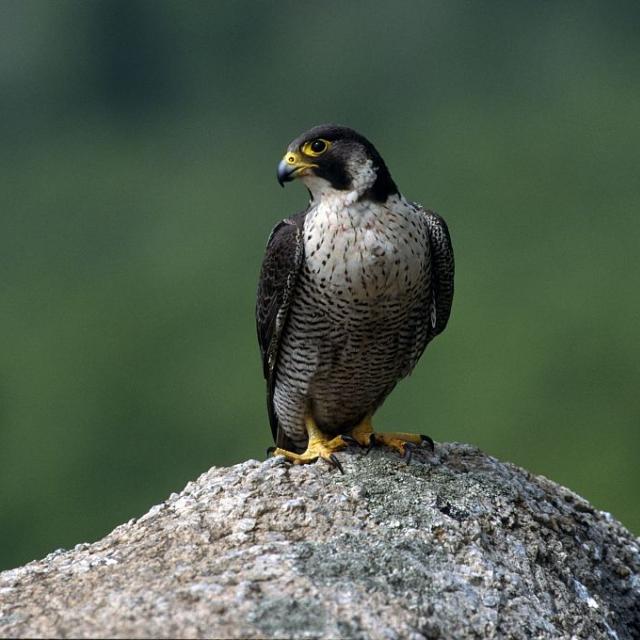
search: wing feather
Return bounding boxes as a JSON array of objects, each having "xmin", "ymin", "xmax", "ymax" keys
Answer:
[
  {"xmin": 256, "ymin": 211, "xmax": 306, "ymax": 445},
  {"xmin": 424, "ymin": 209, "xmax": 455, "ymax": 339}
]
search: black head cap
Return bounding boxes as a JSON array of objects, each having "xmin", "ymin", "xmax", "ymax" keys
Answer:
[{"xmin": 283, "ymin": 124, "xmax": 399, "ymax": 202}]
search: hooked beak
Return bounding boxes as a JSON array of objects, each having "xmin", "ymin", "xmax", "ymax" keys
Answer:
[{"xmin": 277, "ymin": 152, "xmax": 317, "ymax": 187}]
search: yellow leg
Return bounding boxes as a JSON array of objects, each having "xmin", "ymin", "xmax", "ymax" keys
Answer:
[
  {"xmin": 271, "ymin": 415, "xmax": 347, "ymax": 472},
  {"xmin": 348, "ymin": 415, "xmax": 434, "ymax": 459}
]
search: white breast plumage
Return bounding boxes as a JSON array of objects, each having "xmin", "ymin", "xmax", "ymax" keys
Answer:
[{"xmin": 303, "ymin": 193, "xmax": 427, "ymax": 299}]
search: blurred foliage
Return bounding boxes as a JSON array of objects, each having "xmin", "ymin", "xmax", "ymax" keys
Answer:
[{"xmin": 1, "ymin": 1, "xmax": 639, "ymax": 570}]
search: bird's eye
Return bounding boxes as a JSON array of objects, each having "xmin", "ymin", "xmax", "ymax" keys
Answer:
[
  {"xmin": 302, "ymin": 139, "xmax": 330, "ymax": 157},
  {"xmin": 310, "ymin": 139, "xmax": 326, "ymax": 153}
]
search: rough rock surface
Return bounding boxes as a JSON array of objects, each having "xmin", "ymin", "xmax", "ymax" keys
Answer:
[{"xmin": 0, "ymin": 443, "xmax": 638, "ymax": 639}]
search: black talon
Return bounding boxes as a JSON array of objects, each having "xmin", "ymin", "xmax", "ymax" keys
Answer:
[
  {"xmin": 364, "ymin": 433, "xmax": 378, "ymax": 455},
  {"xmin": 266, "ymin": 446, "xmax": 277, "ymax": 458},
  {"xmin": 420, "ymin": 435, "xmax": 435, "ymax": 452},
  {"xmin": 341, "ymin": 435, "xmax": 360, "ymax": 447},
  {"xmin": 403, "ymin": 441, "xmax": 417, "ymax": 463},
  {"xmin": 328, "ymin": 454, "xmax": 344, "ymax": 474}
]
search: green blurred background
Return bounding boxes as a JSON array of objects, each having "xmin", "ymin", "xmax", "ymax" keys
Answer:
[{"xmin": 1, "ymin": 1, "xmax": 639, "ymax": 571}]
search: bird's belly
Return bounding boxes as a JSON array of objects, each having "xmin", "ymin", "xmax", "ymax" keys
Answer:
[
  {"xmin": 273, "ymin": 278, "xmax": 425, "ymax": 445},
  {"xmin": 307, "ymin": 301, "xmax": 410, "ymax": 430}
]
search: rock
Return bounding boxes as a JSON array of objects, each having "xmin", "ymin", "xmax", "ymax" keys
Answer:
[{"xmin": 0, "ymin": 443, "xmax": 638, "ymax": 639}]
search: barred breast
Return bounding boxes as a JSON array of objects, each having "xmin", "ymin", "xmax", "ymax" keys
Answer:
[{"xmin": 272, "ymin": 194, "xmax": 432, "ymax": 449}]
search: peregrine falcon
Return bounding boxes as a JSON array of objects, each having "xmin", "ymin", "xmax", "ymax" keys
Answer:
[{"xmin": 256, "ymin": 125, "xmax": 454, "ymax": 469}]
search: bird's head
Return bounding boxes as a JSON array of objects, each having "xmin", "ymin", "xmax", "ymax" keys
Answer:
[{"xmin": 277, "ymin": 124, "xmax": 398, "ymax": 203}]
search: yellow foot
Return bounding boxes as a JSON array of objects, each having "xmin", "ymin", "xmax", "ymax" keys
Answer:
[
  {"xmin": 269, "ymin": 416, "xmax": 347, "ymax": 472},
  {"xmin": 347, "ymin": 416, "xmax": 434, "ymax": 462}
]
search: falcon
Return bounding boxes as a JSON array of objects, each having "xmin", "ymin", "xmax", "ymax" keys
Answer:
[{"xmin": 256, "ymin": 124, "xmax": 454, "ymax": 470}]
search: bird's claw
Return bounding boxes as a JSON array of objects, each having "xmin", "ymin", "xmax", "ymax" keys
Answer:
[
  {"xmin": 420, "ymin": 434, "xmax": 435, "ymax": 452},
  {"xmin": 340, "ymin": 434, "xmax": 360, "ymax": 447},
  {"xmin": 364, "ymin": 433, "xmax": 378, "ymax": 455},
  {"xmin": 402, "ymin": 441, "xmax": 417, "ymax": 463},
  {"xmin": 326, "ymin": 453, "xmax": 344, "ymax": 474}
]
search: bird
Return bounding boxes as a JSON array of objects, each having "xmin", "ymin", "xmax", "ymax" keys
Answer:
[{"xmin": 256, "ymin": 124, "xmax": 454, "ymax": 470}]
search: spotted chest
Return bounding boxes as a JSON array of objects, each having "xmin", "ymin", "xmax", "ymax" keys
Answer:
[{"xmin": 302, "ymin": 194, "xmax": 429, "ymax": 301}]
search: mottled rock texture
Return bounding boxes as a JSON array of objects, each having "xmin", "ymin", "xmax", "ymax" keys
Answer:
[{"xmin": 1, "ymin": 443, "xmax": 639, "ymax": 639}]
